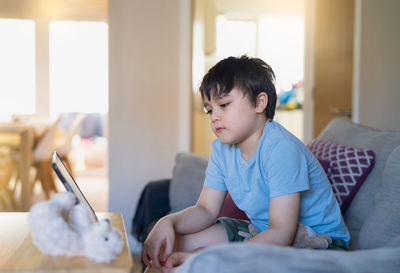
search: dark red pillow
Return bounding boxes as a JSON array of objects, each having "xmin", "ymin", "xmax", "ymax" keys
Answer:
[
  {"xmin": 218, "ymin": 193, "xmax": 249, "ymax": 221},
  {"xmin": 308, "ymin": 139, "xmax": 375, "ymax": 213}
]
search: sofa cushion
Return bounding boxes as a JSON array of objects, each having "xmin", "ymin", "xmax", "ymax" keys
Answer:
[
  {"xmin": 358, "ymin": 145, "xmax": 400, "ymax": 249},
  {"xmin": 307, "ymin": 139, "xmax": 375, "ymax": 213},
  {"xmin": 318, "ymin": 117, "xmax": 400, "ymax": 249},
  {"xmin": 169, "ymin": 153, "xmax": 208, "ymax": 213},
  {"xmin": 169, "ymin": 153, "xmax": 249, "ymax": 220},
  {"xmin": 176, "ymin": 243, "xmax": 400, "ymax": 273}
]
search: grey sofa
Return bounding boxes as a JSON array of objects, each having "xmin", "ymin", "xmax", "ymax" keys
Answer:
[{"xmin": 134, "ymin": 117, "xmax": 400, "ymax": 272}]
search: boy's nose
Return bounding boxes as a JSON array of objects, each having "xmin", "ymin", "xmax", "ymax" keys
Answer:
[{"xmin": 210, "ymin": 112, "xmax": 220, "ymax": 122}]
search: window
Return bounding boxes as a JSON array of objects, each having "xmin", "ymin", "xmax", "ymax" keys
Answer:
[
  {"xmin": 0, "ymin": 19, "xmax": 35, "ymax": 121},
  {"xmin": 216, "ymin": 17, "xmax": 257, "ymax": 61},
  {"xmin": 216, "ymin": 14, "xmax": 304, "ymax": 95},
  {"xmin": 258, "ymin": 14, "xmax": 304, "ymax": 92},
  {"xmin": 49, "ymin": 21, "xmax": 108, "ymax": 118}
]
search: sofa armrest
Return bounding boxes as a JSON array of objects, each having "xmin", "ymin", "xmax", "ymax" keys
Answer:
[
  {"xmin": 176, "ymin": 243, "xmax": 400, "ymax": 273},
  {"xmin": 131, "ymin": 179, "xmax": 171, "ymax": 242}
]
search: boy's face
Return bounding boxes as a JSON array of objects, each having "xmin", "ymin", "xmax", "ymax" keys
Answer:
[{"xmin": 203, "ymin": 88, "xmax": 264, "ymax": 147}]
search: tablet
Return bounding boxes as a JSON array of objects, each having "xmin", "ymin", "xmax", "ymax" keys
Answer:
[{"xmin": 52, "ymin": 151, "xmax": 98, "ymax": 221}]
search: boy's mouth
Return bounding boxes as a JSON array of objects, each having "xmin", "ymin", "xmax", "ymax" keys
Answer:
[{"xmin": 215, "ymin": 127, "xmax": 225, "ymax": 133}]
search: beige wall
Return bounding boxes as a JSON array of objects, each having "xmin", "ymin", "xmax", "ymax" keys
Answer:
[
  {"xmin": 358, "ymin": 0, "xmax": 400, "ymax": 130},
  {"xmin": 108, "ymin": 0, "xmax": 191, "ymax": 251}
]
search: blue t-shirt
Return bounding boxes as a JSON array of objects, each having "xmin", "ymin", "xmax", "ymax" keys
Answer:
[{"xmin": 204, "ymin": 120, "xmax": 350, "ymax": 243}]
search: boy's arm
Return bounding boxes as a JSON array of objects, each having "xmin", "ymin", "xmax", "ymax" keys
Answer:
[
  {"xmin": 169, "ymin": 186, "xmax": 226, "ymax": 234},
  {"xmin": 249, "ymin": 192, "xmax": 300, "ymax": 246},
  {"xmin": 142, "ymin": 186, "xmax": 226, "ymax": 269}
]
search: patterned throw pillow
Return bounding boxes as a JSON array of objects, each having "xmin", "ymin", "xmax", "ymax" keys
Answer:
[
  {"xmin": 316, "ymin": 157, "xmax": 331, "ymax": 174},
  {"xmin": 307, "ymin": 139, "xmax": 375, "ymax": 213}
]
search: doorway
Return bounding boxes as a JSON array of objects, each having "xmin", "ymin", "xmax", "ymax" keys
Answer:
[
  {"xmin": 313, "ymin": 0, "xmax": 354, "ymax": 137},
  {"xmin": 191, "ymin": 0, "xmax": 307, "ymax": 156}
]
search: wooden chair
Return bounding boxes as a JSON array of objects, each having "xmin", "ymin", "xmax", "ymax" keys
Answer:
[
  {"xmin": 32, "ymin": 116, "xmax": 62, "ymax": 198},
  {"xmin": 55, "ymin": 113, "xmax": 85, "ymax": 177},
  {"xmin": 0, "ymin": 146, "xmax": 17, "ymax": 210}
]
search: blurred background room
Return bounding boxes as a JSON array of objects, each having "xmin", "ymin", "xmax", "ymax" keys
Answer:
[
  {"xmin": 0, "ymin": 0, "xmax": 109, "ymax": 213},
  {"xmin": 0, "ymin": 0, "xmax": 399, "ymax": 257}
]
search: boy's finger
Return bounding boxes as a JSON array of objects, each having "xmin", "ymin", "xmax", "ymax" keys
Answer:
[
  {"xmin": 164, "ymin": 253, "xmax": 179, "ymax": 268},
  {"xmin": 160, "ymin": 238, "xmax": 173, "ymax": 262},
  {"xmin": 178, "ymin": 252, "xmax": 192, "ymax": 264},
  {"xmin": 151, "ymin": 247, "xmax": 162, "ymax": 269},
  {"xmin": 165, "ymin": 252, "xmax": 191, "ymax": 268},
  {"xmin": 142, "ymin": 253, "xmax": 151, "ymax": 268},
  {"xmin": 145, "ymin": 241, "xmax": 162, "ymax": 269},
  {"xmin": 141, "ymin": 247, "xmax": 152, "ymax": 268}
]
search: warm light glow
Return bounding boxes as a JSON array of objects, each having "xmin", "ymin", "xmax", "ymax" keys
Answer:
[
  {"xmin": 216, "ymin": 17, "xmax": 257, "ymax": 61},
  {"xmin": 258, "ymin": 14, "xmax": 304, "ymax": 91},
  {"xmin": 215, "ymin": 14, "xmax": 304, "ymax": 92},
  {"xmin": 49, "ymin": 21, "xmax": 108, "ymax": 118},
  {"xmin": 0, "ymin": 19, "xmax": 35, "ymax": 121}
]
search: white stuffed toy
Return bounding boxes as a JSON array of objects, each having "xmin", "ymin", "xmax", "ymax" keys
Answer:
[
  {"xmin": 29, "ymin": 192, "xmax": 123, "ymax": 263},
  {"xmin": 238, "ymin": 222, "xmax": 332, "ymax": 249}
]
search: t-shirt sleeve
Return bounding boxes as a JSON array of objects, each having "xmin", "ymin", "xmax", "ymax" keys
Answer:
[
  {"xmin": 204, "ymin": 140, "xmax": 227, "ymax": 191},
  {"xmin": 264, "ymin": 140, "xmax": 310, "ymax": 198}
]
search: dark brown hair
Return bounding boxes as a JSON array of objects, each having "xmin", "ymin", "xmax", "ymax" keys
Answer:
[{"xmin": 199, "ymin": 55, "xmax": 277, "ymax": 120}]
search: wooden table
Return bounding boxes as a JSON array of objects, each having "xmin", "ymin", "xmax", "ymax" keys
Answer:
[
  {"xmin": 0, "ymin": 212, "xmax": 133, "ymax": 272},
  {"xmin": 0, "ymin": 124, "xmax": 35, "ymax": 211}
]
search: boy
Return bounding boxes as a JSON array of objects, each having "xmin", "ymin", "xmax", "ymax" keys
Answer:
[{"xmin": 142, "ymin": 56, "xmax": 350, "ymax": 272}]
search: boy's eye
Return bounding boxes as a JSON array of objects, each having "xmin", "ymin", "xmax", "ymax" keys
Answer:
[
  {"xmin": 204, "ymin": 108, "xmax": 212, "ymax": 115},
  {"xmin": 220, "ymin": 103, "xmax": 229, "ymax": 108}
]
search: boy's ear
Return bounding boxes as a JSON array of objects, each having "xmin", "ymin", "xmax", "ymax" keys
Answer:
[{"xmin": 255, "ymin": 92, "xmax": 268, "ymax": 113}]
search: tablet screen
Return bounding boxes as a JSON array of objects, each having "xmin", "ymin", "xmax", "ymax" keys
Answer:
[{"xmin": 52, "ymin": 151, "xmax": 98, "ymax": 221}]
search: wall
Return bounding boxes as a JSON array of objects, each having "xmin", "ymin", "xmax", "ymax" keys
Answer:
[
  {"xmin": 358, "ymin": 0, "xmax": 400, "ymax": 130},
  {"xmin": 108, "ymin": 0, "xmax": 191, "ymax": 251}
]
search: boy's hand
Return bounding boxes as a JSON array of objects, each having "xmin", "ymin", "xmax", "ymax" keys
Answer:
[
  {"xmin": 161, "ymin": 248, "xmax": 203, "ymax": 272},
  {"xmin": 142, "ymin": 217, "xmax": 175, "ymax": 270},
  {"xmin": 163, "ymin": 251, "xmax": 192, "ymax": 269}
]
